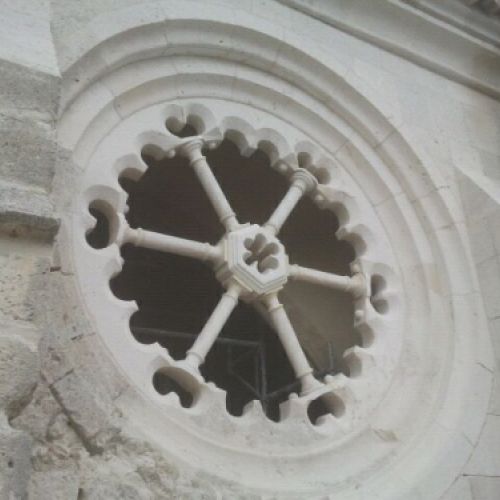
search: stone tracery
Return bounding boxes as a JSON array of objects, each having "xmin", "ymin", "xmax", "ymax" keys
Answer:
[
  {"xmin": 82, "ymin": 104, "xmax": 401, "ymax": 430},
  {"xmin": 50, "ymin": 9, "xmax": 492, "ymax": 493}
]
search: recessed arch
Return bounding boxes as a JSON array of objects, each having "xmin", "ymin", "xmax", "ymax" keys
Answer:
[{"xmin": 52, "ymin": 7, "xmax": 491, "ymax": 498}]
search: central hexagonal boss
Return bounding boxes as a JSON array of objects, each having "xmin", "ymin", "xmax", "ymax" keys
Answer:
[{"xmin": 217, "ymin": 224, "xmax": 289, "ymax": 299}]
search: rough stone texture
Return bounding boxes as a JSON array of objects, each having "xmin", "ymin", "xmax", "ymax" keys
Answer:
[
  {"xmin": 11, "ymin": 382, "xmax": 63, "ymax": 443},
  {"xmin": 51, "ymin": 371, "xmax": 115, "ymax": 445},
  {"xmin": 0, "ymin": 115, "xmax": 56, "ymax": 190},
  {"xmin": 0, "ymin": 327, "xmax": 38, "ymax": 418},
  {"xmin": 0, "ymin": 253, "xmax": 51, "ymax": 324},
  {"xmin": 0, "ymin": 182, "xmax": 58, "ymax": 240},
  {"xmin": 0, "ymin": 322, "xmax": 39, "ymax": 500},
  {"xmin": 0, "ymin": 59, "xmax": 58, "ymax": 121},
  {"xmin": 0, "ymin": 43, "xmax": 59, "ymax": 238},
  {"xmin": 79, "ymin": 481, "xmax": 150, "ymax": 500},
  {"xmin": 28, "ymin": 468, "xmax": 80, "ymax": 500},
  {"xmin": 0, "ymin": 422, "xmax": 33, "ymax": 500}
]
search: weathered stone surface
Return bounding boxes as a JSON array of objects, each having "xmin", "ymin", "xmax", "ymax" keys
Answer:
[
  {"xmin": 34, "ymin": 270, "xmax": 96, "ymax": 342},
  {"xmin": 79, "ymin": 480, "xmax": 152, "ymax": 500},
  {"xmin": 72, "ymin": 334, "xmax": 127, "ymax": 402},
  {"xmin": 0, "ymin": 422, "xmax": 33, "ymax": 500},
  {"xmin": 51, "ymin": 371, "xmax": 113, "ymax": 443},
  {"xmin": 28, "ymin": 467, "xmax": 80, "ymax": 500},
  {"xmin": 0, "ymin": 59, "xmax": 59, "ymax": 121},
  {"xmin": 0, "ymin": 181, "xmax": 58, "ymax": 239},
  {"xmin": 39, "ymin": 330, "xmax": 75, "ymax": 387},
  {"xmin": 0, "ymin": 114, "xmax": 56, "ymax": 190},
  {"xmin": 0, "ymin": 328, "xmax": 39, "ymax": 419},
  {"xmin": 0, "ymin": 250, "xmax": 51, "ymax": 324},
  {"xmin": 11, "ymin": 382, "xmax": 61, "ymax": 443}
]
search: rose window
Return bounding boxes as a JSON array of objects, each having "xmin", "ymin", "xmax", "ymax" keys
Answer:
[
  {"xmin": 57, "ymin": 21, "xmax": 487, "ymax": 493},
  {"xmin": 76, "ymin": 101, "xmax": 400, "ymax": 445}
]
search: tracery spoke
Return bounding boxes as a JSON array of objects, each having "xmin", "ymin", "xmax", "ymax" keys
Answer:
[
  {"xmin": 183, "ymin": 283, "xmax": 241, "ymax": 372},
  {"xmin": 289, "ymin": 264, "xmax": 366, "ymax": 298},
  {"xmin": 264, "ymin": 169, "xmax": 317, "ymax": 236},
  {"xmin": 180, "ymin": 138, "xmax": 239, "ymax": 232},
  {"xmin": 263, "ymin": 294, "xmax": 321, "ymax": 395},
  {"xmin": 124, "ymin": 226, "xmax": 221, "ymax": 263}
]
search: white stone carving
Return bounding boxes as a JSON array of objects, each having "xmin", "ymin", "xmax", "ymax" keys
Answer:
[
  {"xmin": 110, "ymin": 129, "xmax": 372, "ymax": 402},
  {"xmin": 51, "ymin": 9, "xmax": 493, "ymax": 496},
  {"xmin": 70, "ymin": 96, "xmax": 401, "ymax": 441},
  {"xmin": 217, "ymin": 224, "xmax": 288, "ymax": 298}
]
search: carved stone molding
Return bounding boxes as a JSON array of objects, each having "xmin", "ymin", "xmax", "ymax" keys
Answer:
[{"xmin": 48, "ymin": 3, "xmax": 493, "ymax": 498}]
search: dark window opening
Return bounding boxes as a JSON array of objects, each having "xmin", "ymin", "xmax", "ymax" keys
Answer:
[
  {"xmin": 86, "ymin": 203, "xmax": 111, "ymax": 249},
  {"xmin": 110, "ymin": 138, "xmax": 359, "ymax": 422}
]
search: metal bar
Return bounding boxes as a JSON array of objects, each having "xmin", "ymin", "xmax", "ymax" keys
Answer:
[
  {"xmin": 227, "ymin": 347, "xmax": 263, "ymax": 399},
  {"xmin": 260, "ymin": 336, "xmax": 267, "ymax": 411},
  {"xmin": 132, "ymin": 326, "xmax": 261, "ymax": 348},
  {"xmin": 262, "ymin": 369, "xmax": 334, "ymax": 402},
  {"xmin": 232, "ymin": 374, "xmax": 262, "ymax": 399}
]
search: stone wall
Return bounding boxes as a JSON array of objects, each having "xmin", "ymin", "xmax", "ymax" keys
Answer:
[{"xmin": 0, "ymin": 1, "xmax": 499, "ymax": 499}]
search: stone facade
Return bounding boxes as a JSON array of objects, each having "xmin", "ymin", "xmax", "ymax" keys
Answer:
[{"xmin": 0, "ymin": 1, "xmax": 499, "ymax": 499}]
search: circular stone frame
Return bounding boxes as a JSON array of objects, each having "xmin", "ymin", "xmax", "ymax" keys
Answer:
[
  {"xmin": 49, "ymin": 4, "xmax": 493, "ymax": 499},
  {"xmin": 73, "ymin": 98, "xmax": 403, "ymax": 445}
]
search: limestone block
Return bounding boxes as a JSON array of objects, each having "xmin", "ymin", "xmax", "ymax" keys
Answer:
[
  {"xmin": 458, "ymin": 171, "xmax": 499, "ymax": 222},
  {"xmin": 40, "ymin": 328, "xmax": 126, "ymax": 403},
  {"xmin": 469, "ymin": 476, "xmax": 500, "ymax": 500},
  {"xmin": 51, "ymin": 147, "xmax": 84, "ymax": 214},
  {"xmin": 489, "ymin": 317, "xmax": 500, "ymax": 416},
  {"xmin": 468, "ymin": 214, "xmax": 496, "ymax": 264},
  {"xmin": 487, "ymin": 209, "xmax": 500, "ymax": 256},
  {"xmin": 72, "ymin": 334, "xmax": 127, "ymax": 402},
  {"xmin": 0, "ymin": 114, "xmax": 56, "ymax": 190},
  {"xmin": 0, "ymin": 0, "xmax": 58, "ymax": 75},
  {"xmin": 0, "ymin": 59, "xmax": 59, "ymax": 121},
  {"xmin": 463, "ymin": 103, "xmax": 500, "ymax": 157},
  {"xmin": 51, "ymin": 0, "xmax": 167, "ymax": 72},
  {"xmin": 490, "ymin": 374, "xmax": 500, "ymax": 417},
  {"xmin": 79, "ymin": 480, "xmax": 152, "ymax": 500},
  {"xmin": 36, "ymin": 272, "xmax": 94, "ymax": 344},
  {"xmin": 50, "ymin": 371, "xmax": 114, "ymax": 443},
  {"xmin": 0, "ymin": 249, "xmax": 50, "ymax": 324},
  {"xmin": 477, "ymin": 257, "xmax": 500, "ymax": 320},
  {"xmin": 28, "ymin": 468, "xmax": 79, "ymax": 500},
  {"xmin": 39, "ymin": 330, "xmax": 76, "ymax": 387},
  {"xmin": 0, "ymin": 326, "xmax": 39, "ymax": 419},
  {"xmin": 0, "ymin": 182, "xmax": 58, "ymax": 239},
  {"xmin": 464, "ymin": 415, "xmax": 500, "ymax": 476},
  {"xmin": 11, "ymin": 383, "xmax": 62, "ymax": 443},
  {"xmin": 479, "ymin": 149, "xmax": 500, "ymax": 187},
  {"xmin": 440, "ymin": 476, "xmax": 473, "ymax": 500},
  {"xmin": 0, "ymin": 423, "xmax": 33, "ymax": 500}
]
